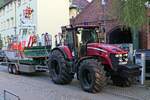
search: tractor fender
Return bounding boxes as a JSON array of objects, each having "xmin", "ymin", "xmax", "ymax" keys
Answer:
[
  {"xmin": 87, "ymin": 47, "xmax": 113, "ymax": 69},
  {"xmin": 99, "ymin": 54, "xmax": 113, "ymax": 69},
  {"xmin": 51, "ymin": 46, "xmax": 73, "ymax": 60}
]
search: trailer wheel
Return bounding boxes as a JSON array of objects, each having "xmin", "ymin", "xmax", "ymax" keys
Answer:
[
  {"xmin": 78, "ymin": 59, "xmax": 107, "ymax": 93},
  {"xmin": 8, "ymin": 64, "xmax": 13, "ymax": 74},
  {"xmin": 48, "ymin": 50, "xmax": 74, "ymax": 84},
  {"xmin": 12, "ymin": 65, "xmax": 19, "ymax": 75}
]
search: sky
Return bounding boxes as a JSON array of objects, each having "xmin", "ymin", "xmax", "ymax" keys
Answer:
[{"xmin": 87, "ymin": 0, "xmax": 92, "ymax": 2}]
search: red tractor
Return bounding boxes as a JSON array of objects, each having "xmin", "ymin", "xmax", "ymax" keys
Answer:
[{"xmin": 48, "ymin": 25, "xmax": 141, "ymax": 93}]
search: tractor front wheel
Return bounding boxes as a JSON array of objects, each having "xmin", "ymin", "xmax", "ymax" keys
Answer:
[
  {"xmin": 48, "ymin": 50, "xmax": 74, "ymax": 84},
  {"xmin": 79, "ymin": 59, "xmax": 107, "ymax": 93}
]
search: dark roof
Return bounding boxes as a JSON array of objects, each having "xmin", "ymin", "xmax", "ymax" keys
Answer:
[
  {"xmin": 71, "ymin": 0, "xmax": 114, "ymax": 26},
  {"xmin": 71, "ymin": 0, "xmax": 89, "ymax": 9},
  {"xmin": 71, "ymin": 0, "xmax": 101, "ymax": 25}
]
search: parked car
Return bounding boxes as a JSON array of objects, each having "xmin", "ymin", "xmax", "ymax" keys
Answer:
[{"xmin": 0, "ymin": 50, "xmax": 7, "ymax": 62}]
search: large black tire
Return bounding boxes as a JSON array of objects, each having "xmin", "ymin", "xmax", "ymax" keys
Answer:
[
  {"xmin": 78, "ymin": 59, "xmax": 107, "ymax": 93},
  {"xmin": 8, "ymin": 64, "xmax": 13, "ymax": 74},
  {"xmin": 48, "ymin": 50, "xmax": 74, "ymax": 84},
  {"xmin": 111, "ymin": 75, "xmax": 132, "ymax": 87},
  {"xmin": 12, "ymin": 65, "xmax": 19, "ymax": 75}
]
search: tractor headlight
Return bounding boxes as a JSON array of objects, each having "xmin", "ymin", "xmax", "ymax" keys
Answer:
[
  {"xmin": 115, "ymin": 54, "xmax": 122, "ymax": 57},
  {"xmin": 119, "ymin": 54, "xmax": 122, "ymax": 57},
  {"xmin": 115, "ymin": 54, "xmax": 119, "ymax": 57},
  {"xmin": 124, "ymin": 54, "xmax": 128, "ymax": 56}
]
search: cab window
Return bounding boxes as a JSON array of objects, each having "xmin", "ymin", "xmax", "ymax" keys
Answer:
[{"xmin": 81, "ymin": 29, "xmax": 98, "ymax": 44}]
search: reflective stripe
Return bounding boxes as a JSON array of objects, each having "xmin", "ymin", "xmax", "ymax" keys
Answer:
[{"xmin": 87, "ymin": 47, "xmax": 107, "ymax": 53}]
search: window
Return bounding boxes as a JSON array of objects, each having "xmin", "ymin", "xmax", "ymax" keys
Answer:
[
  {"xmin": 2, "ymin": 8, "xmax": 5, "ymax": 16},
  {"xmin": 22, "ymin": 0, "xmax": 27, "ymax": 5},
  {"xmin": 7, "ymin": 5, "xmax": 9, "ymax": 12},
  {"xmin": 11, "ymin": 17, "xmax": 14, "ymax": 27},
  {"xmin": 3, "ymin": 21, "xmax": 6, "ymax": 30},
  {"xmin": 0, "ymin": 10, "xmax": 1, "ymax": 16},
  {"xmin": 17, "ymin": 0, "xmax": 21, "ymax": 7},
  {"xmin": 22, "ymin": 29, "xmax": 27, "ymax": 36},
  {"xmin": 7, "ymin": 19, "xmax": 10, "ymax": 29},
  {"xmin": 1, "ymin": 22, "xmax": 3, "ymax": 30},
  {"xmin": 9, "ymin": 2, "xmax": 13, "ymax": 10},
  {"xmin": 1, "ymin": 8, "xmax": 4, "ymax": 16},
  {"xmin": 4, "ymin": 7, "xmax": 6, "ymax": 14},
  {"xmin": 81, "ymin": 29, "xmax": 98, "ymax": 44},
  {"xmin": 65, "ymin": 31, "xmax": 74, "ymax": 50},
  {"xmin": 0, "ymin": 22, "xmax": 1, "ymax": 29}
]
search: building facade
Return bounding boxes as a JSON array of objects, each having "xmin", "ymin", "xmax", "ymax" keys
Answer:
[
  {"xmin": 0, "ymin": 0, "xmax": 69, "ymax": 48},
  {"xmin": 0, "ymin": 0, "xmax": 16, "ymax": 48},
  {"xmin": 69, "ymin": 0, "xmax": 89, "ymax": 19},
  {"xmin": 71, "ymin": 0, "xmax": 150, "ymax": 49}
]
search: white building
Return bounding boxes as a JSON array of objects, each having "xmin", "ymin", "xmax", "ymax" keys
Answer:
[
  {"xmin": 0, "ymin": 0, "xmax": 16, "ymax": 48},
  {"xmin": 0, "ymin": 0, "xmax": 69, "ymax": 48}
]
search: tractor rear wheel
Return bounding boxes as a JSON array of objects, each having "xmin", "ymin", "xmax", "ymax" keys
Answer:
[
  {"xmin": 48, "ymin": 50, "xmax": 74, "ymax": 84},
  {"xmin": 78, "ymin": 59, "xmax": 107, "ymax": 93}
]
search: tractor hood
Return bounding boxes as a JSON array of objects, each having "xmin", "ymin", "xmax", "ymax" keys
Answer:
[{"xmin": 87, "ymin": 43, "xmax": 127, "ymax": 54}]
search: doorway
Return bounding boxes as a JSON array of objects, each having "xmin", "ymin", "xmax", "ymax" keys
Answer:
[{"xmin": 107, "ymin": 26, "xmax": 132, "ymax": 44}]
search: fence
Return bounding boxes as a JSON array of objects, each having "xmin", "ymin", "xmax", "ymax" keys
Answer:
[{"xmin": 0, "ymin": 90, "xmax": 20, "ymax": 100}]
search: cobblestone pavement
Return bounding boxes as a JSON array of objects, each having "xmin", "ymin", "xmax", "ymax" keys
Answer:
[{"xmin": 0, "ymin": 65, "xmax": 150, "ymax": 100}]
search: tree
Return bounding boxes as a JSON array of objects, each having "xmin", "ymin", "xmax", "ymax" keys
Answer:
[
  {"xmin": 0, "ymin": 0, "xmax": 4, "ymax": 7},
  {"xmin": 111, "ymin": 0, "xmax": 149, "ymax": 49}
]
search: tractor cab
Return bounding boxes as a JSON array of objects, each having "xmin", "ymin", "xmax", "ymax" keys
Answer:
[
  {"xmin": 61, "ymin": 25, "xmax": 130, "ymax": 66},
  {"xmin": 48, "ymin": 25, "xmax": 141, "ymax": 93},
  {"xmin": 61, "ymin": 25, "xmax": 100, "ymax": 58}
]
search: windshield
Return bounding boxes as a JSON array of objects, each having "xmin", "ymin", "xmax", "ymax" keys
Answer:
[{"xmin": 81, "ymin": 29, "xmax": 98, "ymax": 44}]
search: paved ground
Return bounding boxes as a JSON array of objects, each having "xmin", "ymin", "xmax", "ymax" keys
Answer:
[{"xmin": 0, "ymin": 65, "xmax": 150, "ymax": 100}]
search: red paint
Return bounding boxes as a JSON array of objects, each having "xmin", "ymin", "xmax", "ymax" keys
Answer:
[
  {"xmin": 27, "ymin": 35, "xmax": 37, "ymax": 47},
  {"xmin": 86, "ymin": 43, "xmax": 127, "ymax": 68},
  {"xmin": 9, "ymin": 41, "xmax": 26, "ymax": 52},
  {"xmin": 88, "ymin": 43, "xmax": 127, "ymax": 54},
  {"xmin": 59, "ymin": 46, "xmax": 73, "ymax": 60}
]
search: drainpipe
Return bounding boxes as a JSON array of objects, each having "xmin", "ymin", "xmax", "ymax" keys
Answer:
[
  {"xmin": 14, "ymin": 0, "xmax": 17, "ymax": 36},
  {"xmin": 101, "ymin": 0, "xmax": 106, "ymax": 43},
  {"xmin": 131, "ymin": 26, "xmax": 139, "ymax": 50},
  {"xmin": 147, "ymin": 14, "xmax": 150, "ymax": 49}
]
